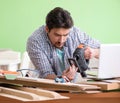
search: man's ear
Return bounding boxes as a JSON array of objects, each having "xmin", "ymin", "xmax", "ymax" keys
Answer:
[{"xmin": 45, "ymin": 26, "xmax": 49, "ymax": 33}]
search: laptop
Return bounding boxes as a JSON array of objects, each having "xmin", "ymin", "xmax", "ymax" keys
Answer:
[{"xmin": 87, "ymin": 44, "xmax": 120, "ymax": 80}]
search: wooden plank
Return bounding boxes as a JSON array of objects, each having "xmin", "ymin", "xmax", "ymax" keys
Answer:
[
  {"xmin": 78, "ymin": 80, "xmax": 120, "ymax": 90},
  {"xmin": 0, "ymin": 76, "xmax": 100, "ymax": 93},
  {"xmin": 0, "ymin": 86, "xmax": 69, "ymax": 101},
  {"xmin": 0, "ymin": 87, "xmax": 40, "ymax": 101},
  {"xmin": 9, "ymin": 86, "xmax": 69, "ymax": 99}
]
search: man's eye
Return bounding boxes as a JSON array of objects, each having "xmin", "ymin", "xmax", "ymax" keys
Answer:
[{"xmin": 56, "ymin": 34, "xmax": 60, "ymax": 37}]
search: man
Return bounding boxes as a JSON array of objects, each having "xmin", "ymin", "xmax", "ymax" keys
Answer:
[{"xmin": 27, "ymin": 7, "xmax": 100, "ymax": 82}]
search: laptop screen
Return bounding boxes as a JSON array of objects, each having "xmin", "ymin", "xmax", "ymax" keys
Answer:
[{"xmin": 98, "ymin": 44, "xmax": 120, "ymax": 79}]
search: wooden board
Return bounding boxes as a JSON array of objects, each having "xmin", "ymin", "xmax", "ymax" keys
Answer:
[
  {"xmin": 0, "ymin": 76, "xmax": 100, "ymax": 93},
  {"xmin": 78, "ymin": 80, "xmax": 120, "ymax": 90},
  {"xmin": 0, "ymin": 86, "xmax": 68, "ymax": 101}
]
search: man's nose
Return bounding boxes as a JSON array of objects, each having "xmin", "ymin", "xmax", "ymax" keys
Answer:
[{"xmin": 59, "ymin": 36, "xmax": 65, "ymax": 43}]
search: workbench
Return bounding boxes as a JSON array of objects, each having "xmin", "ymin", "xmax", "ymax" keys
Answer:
[{"xmin": 0, "ymin": 91, "xmax": 120, "ymax": 103}]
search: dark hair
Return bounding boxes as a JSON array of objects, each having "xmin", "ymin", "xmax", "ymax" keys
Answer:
[{"xmin": 46, "ymin": 7, "xmax": 74, "ymax": 31}]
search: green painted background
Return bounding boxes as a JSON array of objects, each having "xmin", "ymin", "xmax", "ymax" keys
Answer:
[{"xmin": 0, "ymin": 0, "xmax": 120, "ymax": 52}]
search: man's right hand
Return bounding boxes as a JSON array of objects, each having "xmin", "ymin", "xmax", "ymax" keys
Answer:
[{"xmin": 62, "ymin": 65, "xmax": 78, "ymax": 82}]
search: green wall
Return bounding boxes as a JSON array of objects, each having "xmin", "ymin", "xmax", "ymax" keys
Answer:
[{"xmin": 0, "ymin": 0, "xmax": 120, "ymax": 52}]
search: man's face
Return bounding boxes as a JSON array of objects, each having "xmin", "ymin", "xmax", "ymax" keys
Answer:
[{"xmin": 46, "ymin": 27, "xmax": 70, "ymax": 49}]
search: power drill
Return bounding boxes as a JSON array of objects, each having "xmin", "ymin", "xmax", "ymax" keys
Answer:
[
  {"xmin": 68, "ymin": 44, "xmax": 90, "ymax": 78},
  {"xmin": 55, "ymin": 44, "xmax": 90, "ymax": 83}
]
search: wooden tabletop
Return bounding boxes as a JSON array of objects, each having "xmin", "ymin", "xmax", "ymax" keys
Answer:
[{"xmin": 0, "ymin": 91, "xmax": 120, "ymax": 103}]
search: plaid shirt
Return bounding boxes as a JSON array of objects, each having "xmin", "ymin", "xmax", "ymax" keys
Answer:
[{"xmin": 27, "ymin": 25, "xmax": 100, "ymax": 78}]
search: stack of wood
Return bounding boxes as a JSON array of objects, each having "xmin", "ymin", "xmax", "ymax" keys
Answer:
[
  {"xmin": 0, "ymin": 75, "xmax": 120, "ymax": 101},
  {"xmin": 0, "ymin": 76, "xmax": 101, "ymax": 93},
  {"xmin": 0, "ymin": 86, "xmax": 69, "ymax": 101}
]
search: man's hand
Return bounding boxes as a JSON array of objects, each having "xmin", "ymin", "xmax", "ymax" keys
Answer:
[
  {"xmin": 84, "ymin": 47, "xmax": 99, "ymax": 59},
  {"xmin": 62, "ymin": 65, "xmax": 78, "ymax": 82}
]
